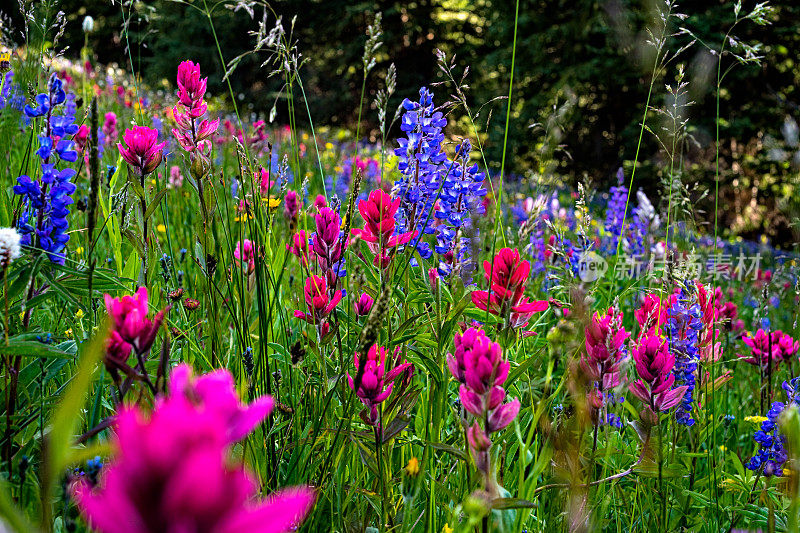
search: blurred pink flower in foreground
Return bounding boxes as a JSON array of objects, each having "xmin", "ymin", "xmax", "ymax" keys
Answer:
[{"xmin": 73, "ymin": 364, "xmax": 315, "ymax": 533}]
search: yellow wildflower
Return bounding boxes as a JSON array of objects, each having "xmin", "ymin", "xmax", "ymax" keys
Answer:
[
  {"xmin": 156, "ymin": 224, "xmax": 167, "ymax": 234},
  {"xmin": 75, "ymin": 246, "xmax": 84, "ymax": 255},
  {"xmin": 442, "ymin": 524, "xmax": 454, "ymax": 533},
  {"xmin": 325, "ymin": 142, "xmax": 334, "ymax": 150},
  {"xmin": 75, "ymin": 308, "xmax": 84, "ymax": 320},
  {"xmin": 64, "ymin": 328, "xmax": 73, "ymax": 339},
  {"xmin": 744, "ymin": 416, "xmax": 768, "ymax": 424},
  {"xmin": 405, "ymin": 457, "xmax": 420, "ymax": 477},
  {"xmin": 262, "ymin": 197, "xmax": 281, "ymax": 209}
]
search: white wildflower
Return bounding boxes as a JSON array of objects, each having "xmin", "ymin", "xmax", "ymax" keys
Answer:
[{"xmin": 0, "ymin": 227, "xmax": 21, "ymax": 268}]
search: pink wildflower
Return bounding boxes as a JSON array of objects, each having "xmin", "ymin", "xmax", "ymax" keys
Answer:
[
  {"xmin": 354, "ymin": 293, "xmax": 374, "ymax": 317},
  {"xmin": 104, "ymin": 287, "xmax": 169, "ymax": 355},
  {"xmin": 72, "ymin": 364, "xmax": 314, "ymax": 533},
  {"xmin": 168, "ymin": 165, "xmax": 184, "ymax": 189},
  {"xmin": 470, "ymin": 248, "xmax": 548, "ymax": 329},
  {"xmin": 347, "ymin": 345, "xmax": 412, "ymax": 425},
  {"xmin": 581, "ymin": 306, "xmax": 629, "ymax": 390},
  {"xmin": 740, "ymin": 329, "xmax": 779, "ymax": 367},
  {"xmin": 448, "ymin": 327, "xmax": 520, "ymax": 433},
  {"xmin": 118, "ymin": 126, "xmax": 166, "ymax": 176},
  {"xmin": 351, "ymin": 189, "xmax": 417, "ymax": 268},
  {"xmin": 294, "ymin": 275, "xmax": 342, "ymax": 337},
  {"xmin": 629, "ymin": 333, "xmax": 687, "ymax": 419},
  {"xmin": 234, "ymin": 239, "xmax": 256, "ymax": 273},
  {"xmin": 284, "ymin": 190, "xmax": 300, "ymax": 222},
  {"xmin": 171, "ymin": 60, "xmax": 218, "ymax": 159},
  {"xmin": 103, "ymin": 112, "xmax": 118, "ymax": 146}
]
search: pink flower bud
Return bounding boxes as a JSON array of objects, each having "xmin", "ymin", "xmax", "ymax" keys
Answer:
[{"xmin": 354, "ymin": 293, "xmax": 374, "ymax": 317}]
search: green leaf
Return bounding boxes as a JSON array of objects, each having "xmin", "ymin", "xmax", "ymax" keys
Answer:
[
  {"xmin": 144, "ymin": 188, "xmax": 169, "ymax": 222},
  {"xmin": 0, "ymin": 478, "xmax": 38, "ymax": 533},
  {"xmin": 491, "ymin": 497, "xmax": 536, "ymax": 510},
  {"xmin": 44, "ymin": 321, "xmax": 109, "ymax": 508},
  {"xmin": 0, "ymin": 338, "xmax": 74, "ymax": 359}
]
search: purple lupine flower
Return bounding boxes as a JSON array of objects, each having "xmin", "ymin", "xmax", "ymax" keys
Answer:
[
  {"xmin": 393, "ymin": 87, "xmax": 448, "ymax": 260},
  {"xmin": 434, "ymin": 139, "xmax": 487, "ymax": 280},
  {"xmin": 13, "ymin": 74, "xmax": 79, "ymax": 264},
  {"xmin": 664, "ymin": 284, "xmax": 703, "ymax": 426},
  {"xmin": 746, "ymin": 377, "xmax": 800, "ymax": 477},
  {"xmin": 602, "ymin": 167, "xmax": 628, "ymax": 254}
]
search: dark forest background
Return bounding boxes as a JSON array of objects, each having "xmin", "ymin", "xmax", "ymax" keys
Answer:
[{"xmin": 4, "ymin": 0, "xmax": 800, "ymax": 242}]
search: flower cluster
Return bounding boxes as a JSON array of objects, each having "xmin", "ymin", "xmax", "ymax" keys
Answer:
[
  {"xmin": 602, "ymin": 168, "xmax": 628, "ymax": 253},
  {"xmin": 582, "ymin": 306, "xmax": 629, "ymax": 404},
  {"xmin": 104, "ymin": 287, "xmax": 170, "ymax": 381},
  {"xmin": 14, "ymin": 73, "xmax": 79, "ymax": 264},
  {"xmin": 310, "ymin": 206, "xmax": 348, "ymax": 286},
  {"xmin": 234, "ymin": 239, "xmax": 256, "ymax": 273},
  {"xmin": 351, "ymin": 189, "xmax": 417, "ymax": 269},
  {"xmin": 73, "ymin": 364, "xmax": 314, "ymax": 532},
  {"xmin": 746, "ymin": 378, "xmax": 800, "ymax": 477},
  {"xmin": 348, "ymin": 345, "xmax": 412, "ymax": 426},
  {"xmin": 664, "ymin": 285, "xmax": 703, "ymax": 426},
  {"xmin": 740, "ymin": 328, "xmax": 799, "ymax": 366},
  {"xmin": 447, "ymin": 328, "xmax": 520, "ymax": 484},
  {"xmin": 434, "ymin": 139, "xmax": 487, "ymax": 279},
  {"xmin": 118, "ymin": 126, "xmax": 166, "ymax": 176},
  {"xmin": 629, "ymin": 332, "xmax": 687, "ymax": 423},
  {"xmin": 393, "ymin": 87, "xmax": 448, "ymax": 259},
  {"xmin": 171, "ymin": 60, "xmax": 219, "ymax": 163},
  {"xmin": 471, "ymin": 248, "xmax": 548, "ymax": 330},
  {"xmin": 293, "ymin": 275, "xmax": 342, "ymax": 338}
]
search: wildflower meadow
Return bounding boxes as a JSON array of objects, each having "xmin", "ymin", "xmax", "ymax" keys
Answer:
[{"xmin": 1, "ymin": 0, "xmax": 800, "ymax": 531}]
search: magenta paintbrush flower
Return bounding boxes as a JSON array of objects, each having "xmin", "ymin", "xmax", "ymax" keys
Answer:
[
  {"xmin": 629, "ymin": 332, "xmax": 687, "ymax": 420},
  {"xmin": 287, "ymin": 230, "xmax": 310, "ymax": 266},
  {"xmin": 104, "ymin": 330, "xmax": 133, "ymax": 378},
  {"xmin": 351, "ymin": 189, "xmax": 417, "ymax": 268},
  {"xmin": 104, "ymin": 286, "xmax": 169, "ymax": 355},
  {"xmin": 582, "ymin": 306, "xmax": 629, "ymax": 390},
  {"xmin": 773, "ymin": 330, "xmax": 800, "ymax": 362},
  {"xmin": 117, "ymin": 126, "xmax": 166, "ymax": 176},
  {"xmin": 294, "ymin": 275, "xmax": 342, "ymax": 337},
  {"xmin": 471, "ymin": 248, "xmax": 548, "ymax": 330},
  {"xmin": 354, "ymin": 292, "xmax": 374, "ymax": 316},
  {"xmin": 176, "ymin": 60, "xmax": 208, "ymax": 115},
  {"xmin": 740, "ymin": 329, "xmax": 779, "ymax": 367},
  {"xmin": 172, "ymin": 60, "xmax": 218, "ymax": 161},
  {"xmin": 234, "ymin": 239, "xmax": 256, "ymax": 272},
  {"xmin": 448, "ymin": 327, "xmax": 520, "ymax": 433},
  {"xmin": 72, "ymin": 364, "xmax": 314, "ymax": 533},
  {"xmin": 311, "ymin": 207, "xmax": 347, "ymax": 276},
  {"xmin": 347, "ymin": 345, "xmax": 411, "ymax": 425},
  {"xmin": 634, "ymin": 293, "xmax": 666, "ymax": 335},
  {"xmin": 284, "ymin": 190, "xmax": 300, "ymax": 222}
]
